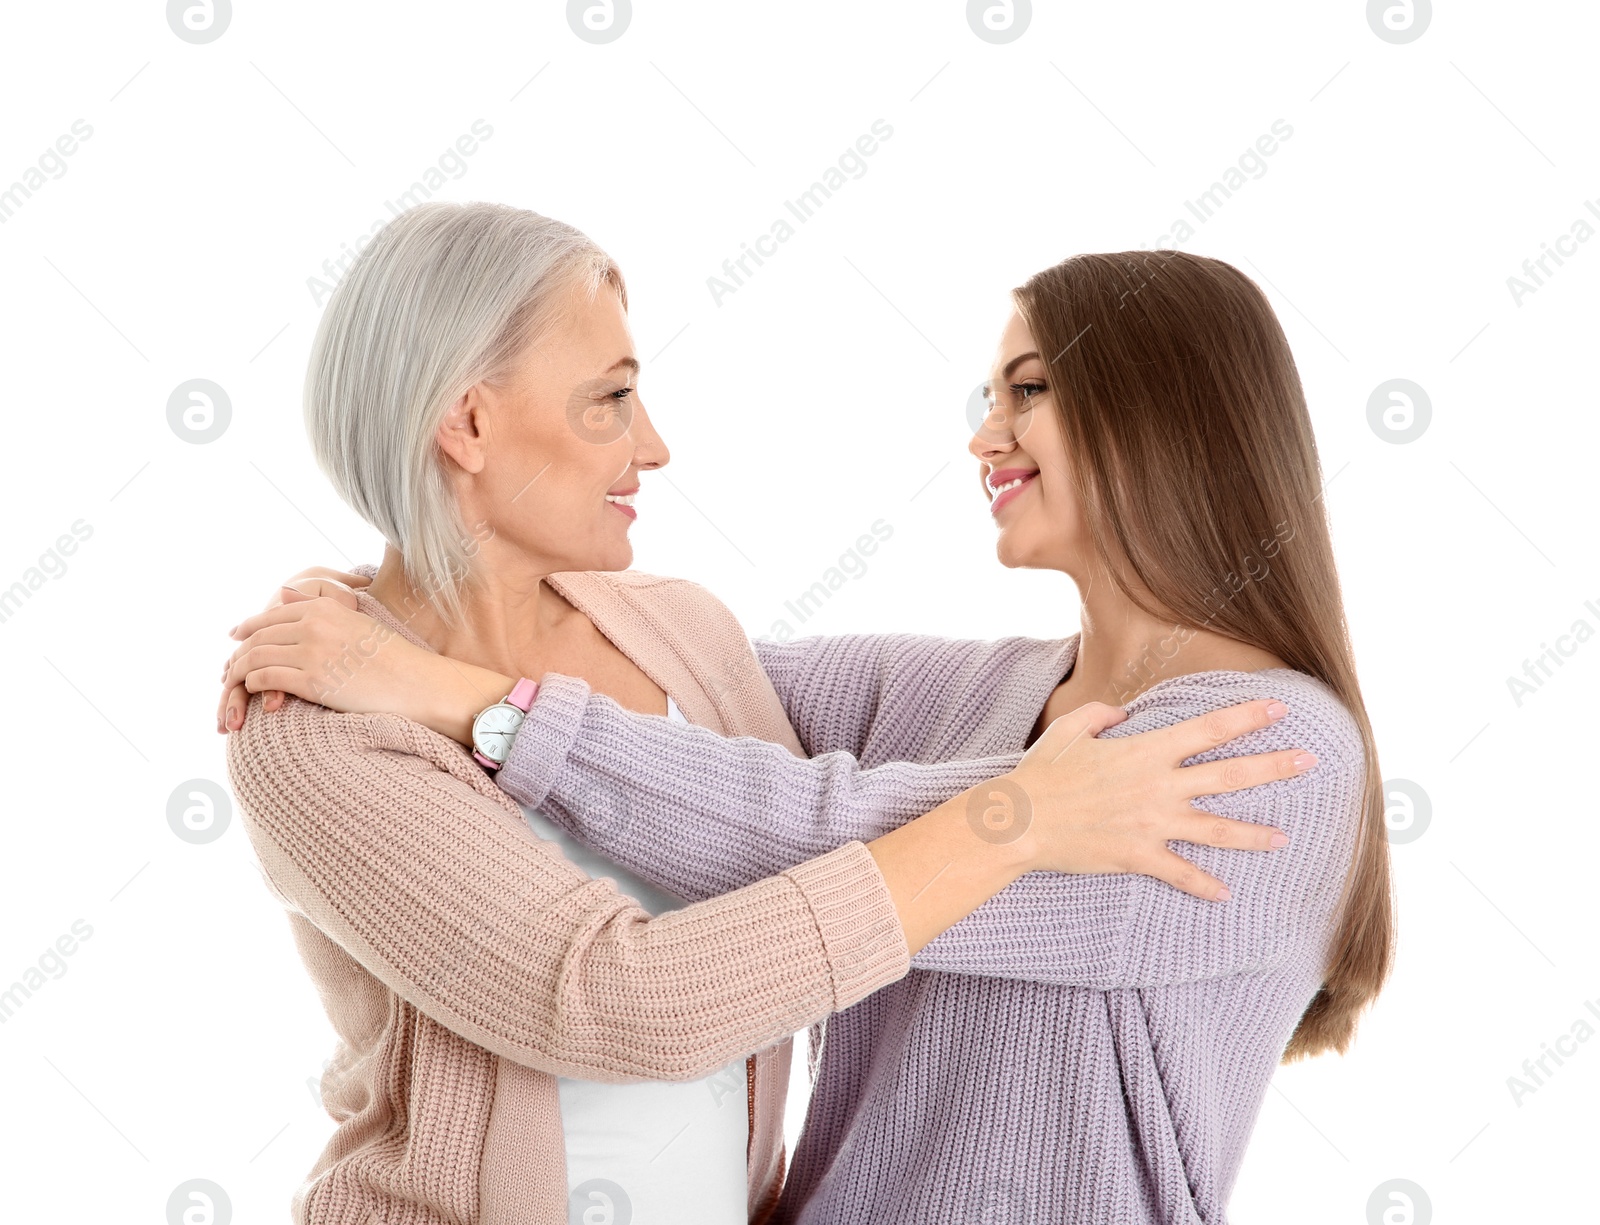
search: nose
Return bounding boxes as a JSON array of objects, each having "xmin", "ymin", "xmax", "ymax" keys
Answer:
[
  {"xmin": 629, "ymin": 394, "xmax": 670, "ymax": 471},
  {"xmin": 967, "ymin": 397, "xmax": 1019, "ymax": 465}
]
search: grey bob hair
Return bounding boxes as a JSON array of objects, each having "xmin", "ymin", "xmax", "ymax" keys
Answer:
[{"xmin": 303, "ymin": 200, "xmax": 627, "ymax": 628}]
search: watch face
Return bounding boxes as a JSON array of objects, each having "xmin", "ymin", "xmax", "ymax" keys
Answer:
[{"xmin": 473, "ymin": 701, "xmax": 525, "ymax": 761}]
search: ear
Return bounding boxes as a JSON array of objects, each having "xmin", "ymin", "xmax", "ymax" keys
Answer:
[{"xmin": 436, "ymin": 386, "xmax": 489, "ymax": 475}]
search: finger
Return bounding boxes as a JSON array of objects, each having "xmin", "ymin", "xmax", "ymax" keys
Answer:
[
  {"xmin": 226, "ymin": 686, "xmax": 286, "ymax": 730},
  {"xmin": 226, "ymin": 622, "xmax": 306, "ymax": 663},
  {"xmin": 1173, "ymin": 811, "xmax": 1290, "ymax": 853},
  {"xmin": 1040, "ymin": 701, "xmax": 1129, "ymax": 761},
  {"xmin": 281, "ymin": 577, "xmax": 358, "ymax": 608},
  {"xmin": 224, "ymin": 643, "xmax": 304, "ymax": 689},
  {"xmin": 291, "ymin": 566, "xmax": 371, "ymax": 587},
  {"xmin": 1174, "ymin": 748, "xmax": 1318, "ymax": 799},
  {"xmin": 234, "ymin": 577, "xmax": 360, "ymax": 633},
  {"xmin": 221, "ymin": 680, "xmax": 250, "ymax": 731},
  {"xmin": 1145, "ymin": 847, "xmax": 1232, "ymax": 902},
  {"xmin": 229, "ymin": 600, "xmax": 319, "ymax": 641},
  {"xmin": 238, "ymin": 664, "xmax": 304, "ymax": 697},
  {"xmin": 1155, "ymin": 698, "xmax": 1289, "ymax": 763}
]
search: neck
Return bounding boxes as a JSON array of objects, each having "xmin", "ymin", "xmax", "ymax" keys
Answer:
[
  {"xmin": 366, "ymin": 543, "xmax": 571, "ymax": 678},
  {"xmin": 1062, "ymin": 563, "xmax": 1284, "ymax": 706}
]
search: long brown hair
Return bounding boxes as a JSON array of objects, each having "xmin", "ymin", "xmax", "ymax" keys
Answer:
[{"xmin": 1012, "ymin": 249, "xmax": 1392, "ymax": 1061}]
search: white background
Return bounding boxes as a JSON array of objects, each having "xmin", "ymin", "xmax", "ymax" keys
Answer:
[{"xmin": 0, "ymin": 2, "xmax": 1595, "ymax": 1222}]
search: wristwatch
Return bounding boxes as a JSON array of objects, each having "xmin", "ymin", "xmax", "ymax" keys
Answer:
[{"xmin": 471, "ymin": 677, "xmax": 538, "ymax": 772}]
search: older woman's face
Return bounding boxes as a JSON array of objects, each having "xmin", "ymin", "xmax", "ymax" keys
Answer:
[{"xmin": 439, "ymin": 274, "xmax": 668, "ymax": 576}]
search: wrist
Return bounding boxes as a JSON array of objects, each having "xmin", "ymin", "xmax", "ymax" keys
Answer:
[
  {"xmin": 423, "ymin": 657, "xmax": 518, "ymax": 747},
  {"xmin": 958, "ymin": 774, "xmax": 1042, "ymax": 876},
  {"xmin": 868, "ymin": 788, "xmax": 1032, "ymax": 957}
]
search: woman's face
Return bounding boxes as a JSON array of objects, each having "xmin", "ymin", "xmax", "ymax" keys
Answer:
[
  {"xmin": 440, "ymin": 274, "xmax": 669, "ymax": 577},
  {"xmin": 968, "ymin": 306, "xmax": 1089, "ymax": 575}
]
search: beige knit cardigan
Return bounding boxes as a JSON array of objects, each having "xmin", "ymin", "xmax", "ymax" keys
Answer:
[{"xmin": 225, "ymin": 568, "xmax": 912, "ymax": 1225}]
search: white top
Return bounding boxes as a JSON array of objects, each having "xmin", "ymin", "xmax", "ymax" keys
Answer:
[{"xmin": 517, "ymin": 693, "xmax": 750, "ymax": 1225}]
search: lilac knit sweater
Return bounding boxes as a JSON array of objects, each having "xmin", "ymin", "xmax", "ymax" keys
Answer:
[{"xmin": 496, "ymin": 631, "xmax": 1366, "ymax": 1224}]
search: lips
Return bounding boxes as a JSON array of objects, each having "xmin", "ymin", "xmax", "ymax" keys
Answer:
[
  {"xmin": 606, "ymin": 485, "xmax": 639, "ymax": 521},
  {"xmin": 986, "ymin": 468, "xmax": 1038, "ymax": 516}
]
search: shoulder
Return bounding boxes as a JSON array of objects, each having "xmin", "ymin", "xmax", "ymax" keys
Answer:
[
  {"xmin": 560, "ymin": 569, "xmax": 743, "ymax": 632},
  {"xmin": 225, "ymin": 689, "xmax": 483, "ymax": 789},
  {"xmin": 755, "ymin": 630, "xmax": 1074, "ymax": 678},
  {"xmin": 556, "ymin": 568, "xmax": 717, "ymax": 603},
  {"xmin": 1113, "ymin": 667, "xmax": 1365, "ymax": 776}
]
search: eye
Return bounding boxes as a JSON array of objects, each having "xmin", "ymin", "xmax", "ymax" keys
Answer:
[
  {"xmin": 1009, "ymin": 381, "xmax": 1046, "ymax": 407},
  {"xmin": 612, "ymin": 386, "xmax": 635, "ymax": 400}
]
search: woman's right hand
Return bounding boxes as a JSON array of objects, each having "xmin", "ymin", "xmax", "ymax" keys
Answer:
[
  {"xmin": 215, "ymin": 569, "xmax": 374, "ymax": 731},
  {"xmin": 995, "ymin": 698, "xmax": 1310, "ymax": 901},
  {"xmin": 217, "ymin": 576, "xmax": 521, "ymax": 748}
]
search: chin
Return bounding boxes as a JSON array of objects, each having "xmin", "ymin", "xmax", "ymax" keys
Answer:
[
  {"xmin": 994, "ymin": 531, "xmax": 1031, "ymax": 569},
  {"xmin": 598, "ymin": 541, "xmax": 635, "ymax": 572}
]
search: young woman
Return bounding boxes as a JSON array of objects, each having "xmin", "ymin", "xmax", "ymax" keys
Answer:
[{"xmin": 217, "ymin": 203, "xmax": 1310, "ymax": 1225}]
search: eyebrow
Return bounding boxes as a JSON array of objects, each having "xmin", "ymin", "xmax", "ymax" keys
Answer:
[
  {"xmin": 983, "ymin": 350, "xmax": 1042, "ymax": 397},
  {"xmin": 605, "ymin": 356, "xmax": 640, "ymax": 377}
]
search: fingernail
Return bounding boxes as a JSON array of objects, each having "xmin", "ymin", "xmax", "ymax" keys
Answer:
[
  {"xmin": 1215, "ymin": 886, "xmax": 1232, "ymax": 901},
  {"xmin": 1292, "ymin": 752, "xmax": 1317, "ymax": 772},
  {"xmin": 1269, "ymin": 832, "xmax": 1290, "ymax": 848},
  {"xmin": 227, "ymin": 624, "xmax": 237, "ymax": 636},
  {"xmin": 1265, "ymin": 701, "xmax": 1288, "ymax": 720}
]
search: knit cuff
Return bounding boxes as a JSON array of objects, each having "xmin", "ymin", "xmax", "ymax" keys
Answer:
[
  {"xmin": 495, "ymin": 672, "xmax": 593, "ymax": 810},
  {"xmin": 782, "ymin": 842, "xmax": 910, "ymax": 1011}
]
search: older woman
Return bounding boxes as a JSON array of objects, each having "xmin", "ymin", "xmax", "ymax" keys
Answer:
[{"xmin": 220, "ymin": 203, "xmax": 1300, "ymax": 1225}]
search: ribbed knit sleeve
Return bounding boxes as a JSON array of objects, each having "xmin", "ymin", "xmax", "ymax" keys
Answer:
[
  {"xmin": 751, "ymin": 633, "xmax": 1072, "ymax": 759},
  {"xmin": 498, "ymin": 687, "xmax": 1020, "ymax": 905},
  {"xmin": 498, "ymin": 641, "xmax": 1367, "ymax": 989},
  {"xmin": 224, "ymin": 689, "xmax": 909, "ymax": 1083}
]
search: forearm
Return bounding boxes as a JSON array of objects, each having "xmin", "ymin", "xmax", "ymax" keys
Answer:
[
  {"xmin": 512, "ymin": 685, "xmax": 1034, "ymax": 958},
  {"xmin": 503, "ymin": 686, "xmax": 1022, "ymax": 904},
  {"xmin": 414, "ymin": 655, "xmax": 515, "ymax": 746},
  {"xmin": 865, "ymin": 786, "xmax": 1032, "ymax": 956}
]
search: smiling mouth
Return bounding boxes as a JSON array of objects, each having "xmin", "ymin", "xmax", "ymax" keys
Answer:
[
  {"xmin": 606, "ymin": 486, "xmax": 639, "ymax": 520},
  {"xmin": 987, "ymin": 469, "xmax": 1038, "ymax": 516}
]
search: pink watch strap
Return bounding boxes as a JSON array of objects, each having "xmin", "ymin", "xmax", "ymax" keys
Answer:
[{"xmin": 506, "ymin": 676, "xmax": 538, "ymax": 712}]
